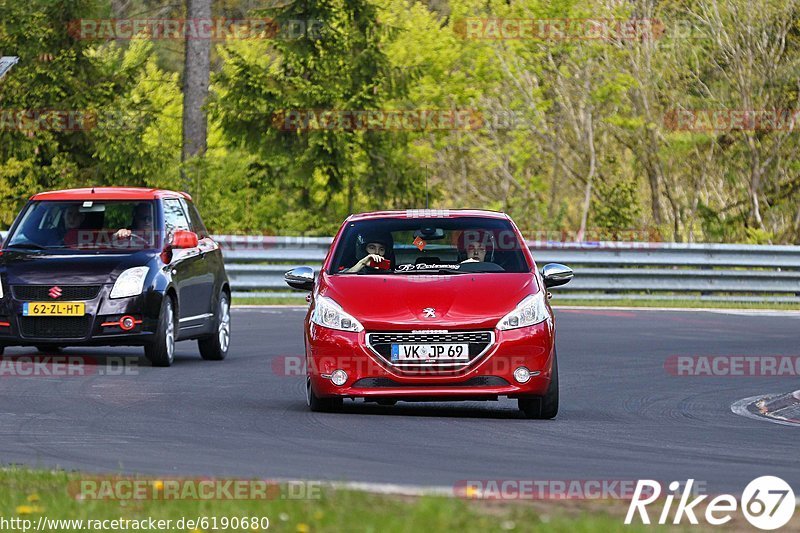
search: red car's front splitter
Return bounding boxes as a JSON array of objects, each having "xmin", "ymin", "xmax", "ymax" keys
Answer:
[{"xmin": 306, "ymin": 322, "xmax": 555, "ymax": 399}]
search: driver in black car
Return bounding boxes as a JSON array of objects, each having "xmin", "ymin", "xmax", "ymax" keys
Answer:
[
  {"xmin": 113, "ymin": 202, "xmax": 154, "ymax": 243},
  {"xmin": 347, "ymin": 232, "xmax": 393, "ymax": 273}
]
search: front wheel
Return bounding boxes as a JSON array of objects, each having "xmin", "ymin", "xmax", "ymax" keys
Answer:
[
  {"xmin": 198, "ymin": 292, "xmax": 231, "ymax": 361},
  {"xmin": 306, "ymin": 377, "xmax": 342, "ymax": 413},
  {"xmin": 518, "ymin": 350, "xmax": 559, "ymax": 419},
  {"xmin": 144, "ymin": 296, "xmax": 176, "ymax": 367}
]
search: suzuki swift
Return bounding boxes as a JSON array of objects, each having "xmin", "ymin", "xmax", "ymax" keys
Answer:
[
  {"xmin": 285, "ymin": 209, "xmax": 572, "ymax": 418},
  {"xmin": 0, "ymin": 187, "xmax": 231, "ymax": 366}
]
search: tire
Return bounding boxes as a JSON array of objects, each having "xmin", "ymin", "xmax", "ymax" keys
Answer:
[
  {"xmin": 306, "ymin": 377, "xmax": 342, "ymax": 413},
  {"xmin": 36, "ymin": 345, "xmax": 62, "ymax": 354},
  {"xmin": 198, "ymin": 292, "xmax": 230, "ymax": 361},
  {"xmin": 376, "ymin": 399, "xmax": 397, "ymax": 406},
  {"xmin": 144, "ymin": 296, "xmax": 176, "ymax": 367},
  {"xmin": 518, "ymin": 350, "xmax": 559, "ymax": 419}
]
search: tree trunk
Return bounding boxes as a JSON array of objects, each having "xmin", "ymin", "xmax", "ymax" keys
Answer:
[
  {"xmin": 111, "ymin": 0, "xmax": 127, "ymax": 18},
  {"xmin": 577, "ymin": 111, "xmax": 596, "ymax": 242},
  {"xmin": 181, "ymin": 0, "xmax": 212, "ymax": 193}
]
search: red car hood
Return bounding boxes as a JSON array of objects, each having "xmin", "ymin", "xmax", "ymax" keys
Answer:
[{"xmin": 319, "ymin": 273, "xmax": 539, "ymax": 330}]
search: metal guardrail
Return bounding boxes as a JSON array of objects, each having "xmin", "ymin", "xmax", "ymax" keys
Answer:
[
  {"xmin": 1, "ymin": 232, "xmax": 795, "ymax": 301},
  {"xmin": 213, "ymin": 236, "xmax": 800, "ymax": 302}
]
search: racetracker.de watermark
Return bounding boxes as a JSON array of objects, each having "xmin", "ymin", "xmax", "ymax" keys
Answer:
[
  {"xmin": 0, "ymin": 109, "xmax": 156, "ymax": 133},
  {"xmin": 665, "ymin": 355, "xmax": 800, "ymax": 377},
  {"xmin": 271, "ymin": 109, "xmax": 484, "ymax": 132},
  {"xmin": 272, "ymin": 355, "xmax": 538, "ymax": 377},
  {"xmin": 0, "ymin": 109, "xmax": 97, "ymax": 132},
  {"xmin": 69, "ymin": 477, "xmax": 321, "ymax": 500},
  {"xmin": 454, "ymin": 479, "xmax": 705, "ymax": 500},
  {"xmin": 67, "ymin": 18, "xmax": 326, "ymax": 40},
  {"xmin": 455, "ymin": 17, "xmax": 664, "ymax": 41},
  {"xmin": 0, "ymin": 356, "xmax": 138, "ymax": 377}
]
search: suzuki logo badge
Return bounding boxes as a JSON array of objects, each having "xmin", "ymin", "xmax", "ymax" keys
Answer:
[
  {"xmin": 49, "ymin": 286, "xmax": 62, "ymax": 299},
  {"xmin": 422, "ymin": 307, "xmax": 436, "ymax": 318}
]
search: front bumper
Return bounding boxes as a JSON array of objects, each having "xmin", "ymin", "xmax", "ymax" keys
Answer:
[
  {"xmin": 0, "ymin": 285, "xmax": 163, "ymax": 346},
  {"xmin": 306, "ymin": 321, "xmax": 555, "ymax": 400}
]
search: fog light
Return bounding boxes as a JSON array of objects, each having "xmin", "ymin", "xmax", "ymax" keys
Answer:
[
  {"xmin": 514, "ymin": 366, "xmax": 531, "ymax": 384},
  {"xmin": 120, "ymin": 315, "xmax": 136, "ymax": 331},
  {"xmin": 330, "ymin": 369, "xmax": 348, "ymax": 386}
]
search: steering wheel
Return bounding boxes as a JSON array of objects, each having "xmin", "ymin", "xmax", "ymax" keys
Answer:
[{"xmin": 115, "ymin": 232, "xmax": 149, "ymax": 247}]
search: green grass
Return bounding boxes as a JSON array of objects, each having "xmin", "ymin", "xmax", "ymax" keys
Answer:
[{"xmin": 0, "ymin": 468, "xmax": 662, "ymax": 532}]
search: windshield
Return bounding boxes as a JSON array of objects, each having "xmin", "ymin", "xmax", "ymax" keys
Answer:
[
  {"xmin": 329, "ymin": 217, "xmax": 530, "ymax": 275},
  {"xmin": 5, "ymin": 200, "xmax": 157, "ymax": 251}
]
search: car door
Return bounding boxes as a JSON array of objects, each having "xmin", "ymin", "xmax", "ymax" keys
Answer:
[
  {"xmin": 184, "ymin": 199, "xmax": 224, "ymax": 297},
  {"xmin": 181, "ymin": 198, "xmax": 217, "ymax": 324},
  {"xmin": 162, "ymin": 198, "xmax": 211, "ymax": 336}
]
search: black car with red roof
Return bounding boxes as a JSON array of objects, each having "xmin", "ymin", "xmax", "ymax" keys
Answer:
[{"xmin": 0, "ymin": 187, "xmax": 231, "ymax": 366}]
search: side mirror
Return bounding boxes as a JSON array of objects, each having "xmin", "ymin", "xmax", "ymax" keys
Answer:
[
  {"xmin": 542, "ymin": 263, "xmax": 573, "ymax": 288},
  {"xmin": 171, "ymin": 230, "xmax": 199, "ymax": 249},
  {"xmin": 285, "ymin": 266, "xmax": 315, "ymax": 291}
]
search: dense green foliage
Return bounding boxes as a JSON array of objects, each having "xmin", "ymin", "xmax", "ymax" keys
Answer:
[{"xmin": 1, "ymin": 0, "xmax": 799, "ymax": 241}]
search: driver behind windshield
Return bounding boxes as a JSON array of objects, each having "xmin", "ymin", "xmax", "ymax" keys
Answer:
[
  {"xmin": 113, "ymin": 202, "xmax": 154, "ymax": 241},
  {"xmin": 459, "ymin": 230, "xmax": 495, "ymax": 263},
  {"xmin": 347, "ymin": 232, "xmax": 393, "ymax": 273}
]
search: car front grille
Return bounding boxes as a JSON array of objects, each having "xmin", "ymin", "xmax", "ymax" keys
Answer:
[
  {"xmin": 366, "ymin": 330, "xmax": 494, "ymax": 370},
  {"xmin": 19, "ymin": 316, "xmax": 91, "ymax": 339},
  {"xmin": 13, "ymin": 285, "xmax": 101, "ymax": 301}
]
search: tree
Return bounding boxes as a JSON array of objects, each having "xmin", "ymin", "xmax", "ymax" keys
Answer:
[
  {"xmin": 181, "ymin": 0, "xmax": 211, "ymax": 193},
  {"xmin": 215, "ymin": 0, "xmax": 421, "ymax": 233},
  {"xmin": 0, "ymin": 0, "xmax": 181, "ymax": 226}
]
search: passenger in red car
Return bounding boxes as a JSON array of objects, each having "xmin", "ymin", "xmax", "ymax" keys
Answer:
[{"xmin": 347, "ymin": 232, "xmax": 393, "ymax": 272}]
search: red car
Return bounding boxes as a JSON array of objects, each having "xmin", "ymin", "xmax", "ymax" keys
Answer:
[{"xmin": 285, "ymin": 210, "xmax": 572, "ymax": 418}]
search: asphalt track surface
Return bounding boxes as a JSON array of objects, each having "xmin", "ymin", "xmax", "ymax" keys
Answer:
[{"xmin": 0, "ymin": 307, "xmax": 797, "ymax": 494}]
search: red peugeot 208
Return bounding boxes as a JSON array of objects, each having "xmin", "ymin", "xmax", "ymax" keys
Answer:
[{"xmin": 285, "ymin": 210, "xmax": 572, "ymax": 418}]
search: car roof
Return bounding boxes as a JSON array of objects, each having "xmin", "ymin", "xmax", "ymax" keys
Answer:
[
  {"xmin": 30, "ymin": 187, "xmax": 192, "ymax": 201},
  {"xmin": 346, "ymin": 209, "xmax": 509, "ymax": 222}
]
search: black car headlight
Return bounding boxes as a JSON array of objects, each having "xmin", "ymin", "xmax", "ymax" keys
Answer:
[{"xmin": 110, "ymin": 267, "xmax": 149, "ymax": 299}]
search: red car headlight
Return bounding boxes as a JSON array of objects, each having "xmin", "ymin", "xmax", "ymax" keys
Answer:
[
  {"xmin": 496, "ymin": 292, "xmax": 550, "ymax": 331},
  {"xmin": 311, "ymin": 295, "xmax": 364, "ymax": 332}
]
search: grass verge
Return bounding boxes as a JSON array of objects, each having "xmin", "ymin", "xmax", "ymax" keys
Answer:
[{"xmin": 0, "ymin": 468, "xmax": 661, "ymax": 532}]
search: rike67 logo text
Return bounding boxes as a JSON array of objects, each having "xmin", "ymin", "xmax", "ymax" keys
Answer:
[{"xmin": 626, "ymin": 476, "xmax": 795, "ymax": 530}]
